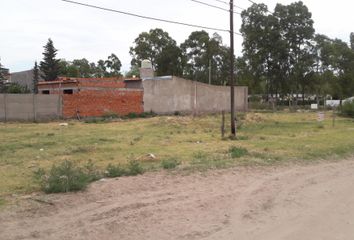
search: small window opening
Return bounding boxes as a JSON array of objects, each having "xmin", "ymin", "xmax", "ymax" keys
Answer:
[
  {"xmin": 42, "ymin": 90, "xmax": 50, "ymax": 94},
  {"xmin": 63, "ymin": 89, "xmax": 73, "ymax": 94}
]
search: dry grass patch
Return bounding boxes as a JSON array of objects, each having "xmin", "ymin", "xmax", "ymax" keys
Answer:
[{"xmin": 0, "ymin": 112, "xmax": 353, "ymax": 196}]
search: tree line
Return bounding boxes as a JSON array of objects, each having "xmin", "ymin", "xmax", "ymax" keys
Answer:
[
  {"xmin": 1, "ymin": 1, "xmax": 353, "ymax": 99},
  {"xmin": 238, "ymin": 2, "xmax": 354, "ymax": 101},
  {"xmin": 39, "ymin": 39, "xmax": 123, "ymax": 80},
  {"xmin": 128, "ymin": 2, "xmax": 354, "ymax": 101}
]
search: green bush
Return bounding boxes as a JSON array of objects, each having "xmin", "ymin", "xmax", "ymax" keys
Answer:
[
  {"xmin": 229, "ymin": 146, "xmax": 248, "ymax": 158},
  {"xmin": 102, "ymin": 112, "xmax": 119, "ymax": 119},
  {"xmin": 105, "ymin": 164, "xmax": 126, "ymax": 178},
  {"xmin": 127, "ymin": 160, "xmax": 144, "ymax": 176},
  {"xmin": 161, "ymin": 158, "xmax": 180, "ymax": 169},
  {"xmin": 84, "ymin": 117, "xmax": 105, "ymax": 124},
  {"xmin": 105, "ymin": 160, "xmax": 144, "ymax": 178},
  {"xmin": 125, "ymin": 112, "xmax": 156, "ymax": 119},
  {"xmin": 341, "ymin": 100, "xmax": 354, "ymax": 118},
  {"xmin": 126, "ymin": 112, "xmax": 139, "ymax": 119},
  {"xmin": 39, "ymin": 160, "xmax": 94, "ymax": 193},
  {"xmin": 84, "ymin": 160, "xmax": 102, "ymax": 181}
]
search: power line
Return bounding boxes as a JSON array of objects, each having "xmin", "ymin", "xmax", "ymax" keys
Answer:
[
  {"xmin": 61, "ymin": 0, "xmax": 242, "ymax": 35},
  {"xmin": 190, "ymin": 0, "xmax": 241, "ymax": 14},
  {"xmin": 209, "ymin": 0, "xmax": 246, "ymax": 11}
]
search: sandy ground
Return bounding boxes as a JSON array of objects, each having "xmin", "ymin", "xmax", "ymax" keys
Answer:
[{"xmin": 1, "ymin": 159, "xmax": 354, "ymax": 240}]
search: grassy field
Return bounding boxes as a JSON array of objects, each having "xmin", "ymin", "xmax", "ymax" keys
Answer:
[{"xmin": 0, "ymin": 111, "xmax": 354, "ymax": 197}]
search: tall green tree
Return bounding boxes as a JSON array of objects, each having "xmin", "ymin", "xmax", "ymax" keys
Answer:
[
  {"xmin": 96, "ymin": 60, "xmax": 107, "ymax": 78},
  {"xmin": 105, "ymin": 54, "xmax": 122, "ymax": 77},
  {"xmin": 241, "ymin": 1, "xmax": 315, "ymax": 101},
  {"xmin": 130, "ymin": 28, "xmax": 182, "ymax": 75},
  {"xmin": 0, "ymin": 61, "xmax": 4, "ymax": 81},
  {"xmin": 60, "ymin": 59, "xmax": 80, "ymax": 77},
  {"xmin": 125, "ymin": 65, "xmax": 140, "ymax": 78},
  {"xmin": 58, "ymin": 55, "xmax": 122, "ymax": 78},
  {"xmin": 40, "ymin": 39, "xmax": 61, "ymax": 81},
  {"xmin": 33, "ymin": 61, "xmax": 39, "ymax": 94},
  {"xmin": 0, "ymin": 59, "xmax": 8, "ymax": 93},
  {"xmin": 72, "ymin": 58, "xmax": 92, "ymax": 77},
  {"xmin": 241, "ymin": 3, "xmax": 286, "ymax": 97},
  {"xmin": 275, "ymin": 1, "xmax": 315, "ymax": 99},
  {"xmin": 181, "ymin": 31, "xmax": 230, "ymax": 85}
]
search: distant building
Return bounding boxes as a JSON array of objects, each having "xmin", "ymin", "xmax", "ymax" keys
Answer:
[
  {"xmin": 37, "ymin": 77, "xmax": 144, "ymax": 118},
  {"xmin": 37, "ymin": 76, "xmax": 142, "ymax": 95},
  {"xmin": 8, "ymin": 70, "xmax": 40, "ymax": 92}
]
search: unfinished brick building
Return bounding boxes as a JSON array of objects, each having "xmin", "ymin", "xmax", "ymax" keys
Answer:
[{"xmin": 37, "ymin": 77, "xmax": 143, "ymax": 118}]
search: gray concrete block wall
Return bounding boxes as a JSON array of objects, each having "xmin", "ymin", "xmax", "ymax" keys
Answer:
[
  {"xmin": 6, "ymin": 94, "xmax": 35, "ymax": 121},
  {"xmin": 0, "ymin": 94, "xmax": 6, "ymax": 121},
  {"xmin": 36, "ymin": 95, "xmax": 62, "ymax": 120},
  {"xmin": 143, "ymin": 77, "xmax": 195, "ymax": 113},
  {"xmin": 0, "ymin": 94, "xmax": 62, "ymax": 121},
  {"xmin": 143, "ymin": 76, "xmax": 248, "ymax": 114}
]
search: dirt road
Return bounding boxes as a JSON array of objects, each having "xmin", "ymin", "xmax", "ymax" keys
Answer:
[{"xmin": 1, "ymin": 159, "xmax": 354, "ymax": 240}]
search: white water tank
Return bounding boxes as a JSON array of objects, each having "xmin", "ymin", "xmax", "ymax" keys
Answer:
[
  {"xmin": 140, "ymin": 60, "xmax": 154, "ymax": 79},
  {"xmin": 141, "ymin": 59, "xmax": 152, "ymax": 69}
]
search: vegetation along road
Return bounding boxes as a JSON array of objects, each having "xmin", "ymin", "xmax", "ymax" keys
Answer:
[{"xmin": 1, "ymin": 158, "xmax": 354, "ymax": 239}]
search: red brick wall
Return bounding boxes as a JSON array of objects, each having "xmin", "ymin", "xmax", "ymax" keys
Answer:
[
  {"xmin": 63, "ymin": 89, "xmax": 143, "ymax": 118},
  {"xmin": 78, "ymin": 79, "xmax": 126, "ymax": 88}
]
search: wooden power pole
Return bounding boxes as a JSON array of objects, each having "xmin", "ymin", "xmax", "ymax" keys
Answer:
[{"xmin": 230, "ymin": 0, "xmax": 236, "ymax": 137}]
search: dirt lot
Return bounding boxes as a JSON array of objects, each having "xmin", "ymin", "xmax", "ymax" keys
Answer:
[{"xmin": 1, "ymin": 158, "xmax": 354, "ymax": 240}]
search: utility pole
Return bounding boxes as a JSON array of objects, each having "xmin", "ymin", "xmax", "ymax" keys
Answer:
[
  {"xmin": 209, "ymin": 59, "xmax": 211, "ymax": 85},
  {"xmin": 230, "ymin": 0, "xmax": 236, "ymax": 137}
]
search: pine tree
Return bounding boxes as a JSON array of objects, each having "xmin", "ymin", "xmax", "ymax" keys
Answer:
[
  {"xmin": 33, "ymin": 61, "xmax": 39, "ymax": 94},
  {"xmin": 0, "ymin": 59, "xmax": 7, "ymax": 93},
  {"xmin": 40, "ymin": 38, "xmax": 60, "ymax": 81}
]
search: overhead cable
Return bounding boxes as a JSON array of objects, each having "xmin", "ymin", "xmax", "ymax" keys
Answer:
[
  {"xmin": 61, "ymin": 0, "xmax": 242, "ymax": 35},
  {"xmin": 190, "ymin": 0, "xmax": 241, "ymax": 14},
  {"xmin": 209, "ymin": 0, "xmax": 246, "ymax": 11}
]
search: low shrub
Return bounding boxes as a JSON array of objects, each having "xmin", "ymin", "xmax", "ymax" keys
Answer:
[
  {"xmin": 102, "ymin": 112, "xmax": 119, "ymax": 119},
  {"xmin": 126, "ymin": 112, "xmax": 139, "ymax": 118},
  {"xmin": 341, "ymin": 100, "xmax": 354, "ymax": 118},
  {"xmin": 105, "ymin": 160, "xmax": 144, "ymax": 178},
  {"xmin": 84, "ymin": 117, "xmax": 105, "ymax": 124},
  {"xmin": 161, "ymin": 158, "xmax": 180, "ymax": 169},
  {"xmin": 237, "ymin": 135, "xmax": 249, "ymax": 141},
  {"xmin": 229, "ymin": 146, "xmax": 248, "ymax": 158},
  {"xmin": 105, "ymin": 164, "xmax": 126, "ymax": 178},
  {"xmin": 125, "ymin": 112, "xmax": 157, "ymax": 119},
  {"xmin": 38, "ymin": 160, "xmax": 95, "ymax": 193},
  {"xmin": 127, "ymin": 160, "xmax": 144, "ymax": 176},
  {"xmin": 84, "ymin": 160, "xmax": 102, "ymax": 181}
]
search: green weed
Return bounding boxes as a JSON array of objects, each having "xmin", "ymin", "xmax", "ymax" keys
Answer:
[
  {"xmin": 161, "ymin": 158, "xmax": 180, "ymax": 169},
  {"xmin": 229, "ymin": 147, "xmax": 248, "ymax": 158},
  {"xmin": 105, "ymin": 164, "xmax": 126, "ymax": 178},
  {"xmin": 40, "ymin": 160, "xmax": 94, "ymax": 193}
]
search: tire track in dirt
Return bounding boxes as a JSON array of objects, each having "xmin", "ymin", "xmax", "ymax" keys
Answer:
[{"xmin": 1, "ymin": 159, "xmax": 354, "ymax": 240}]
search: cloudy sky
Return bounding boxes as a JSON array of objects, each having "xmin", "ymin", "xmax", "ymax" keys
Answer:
[{"xmin": 1, "ymin": 0, "xmax": 353, "ymax": 73}]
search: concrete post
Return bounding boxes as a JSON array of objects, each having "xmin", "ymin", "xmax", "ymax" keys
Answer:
[
  {"xmin": 33, "ymin": 94, "xmax": 37, "ymax": 122},
  {"xmin": 4, "ymin": 94, "xmax": 7, "ymax": 122}
]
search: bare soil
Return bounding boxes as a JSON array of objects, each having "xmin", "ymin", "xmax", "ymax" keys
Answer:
[{"xmin": 1, "ymin": 158, "xmax": 354, "ymax": 240}]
